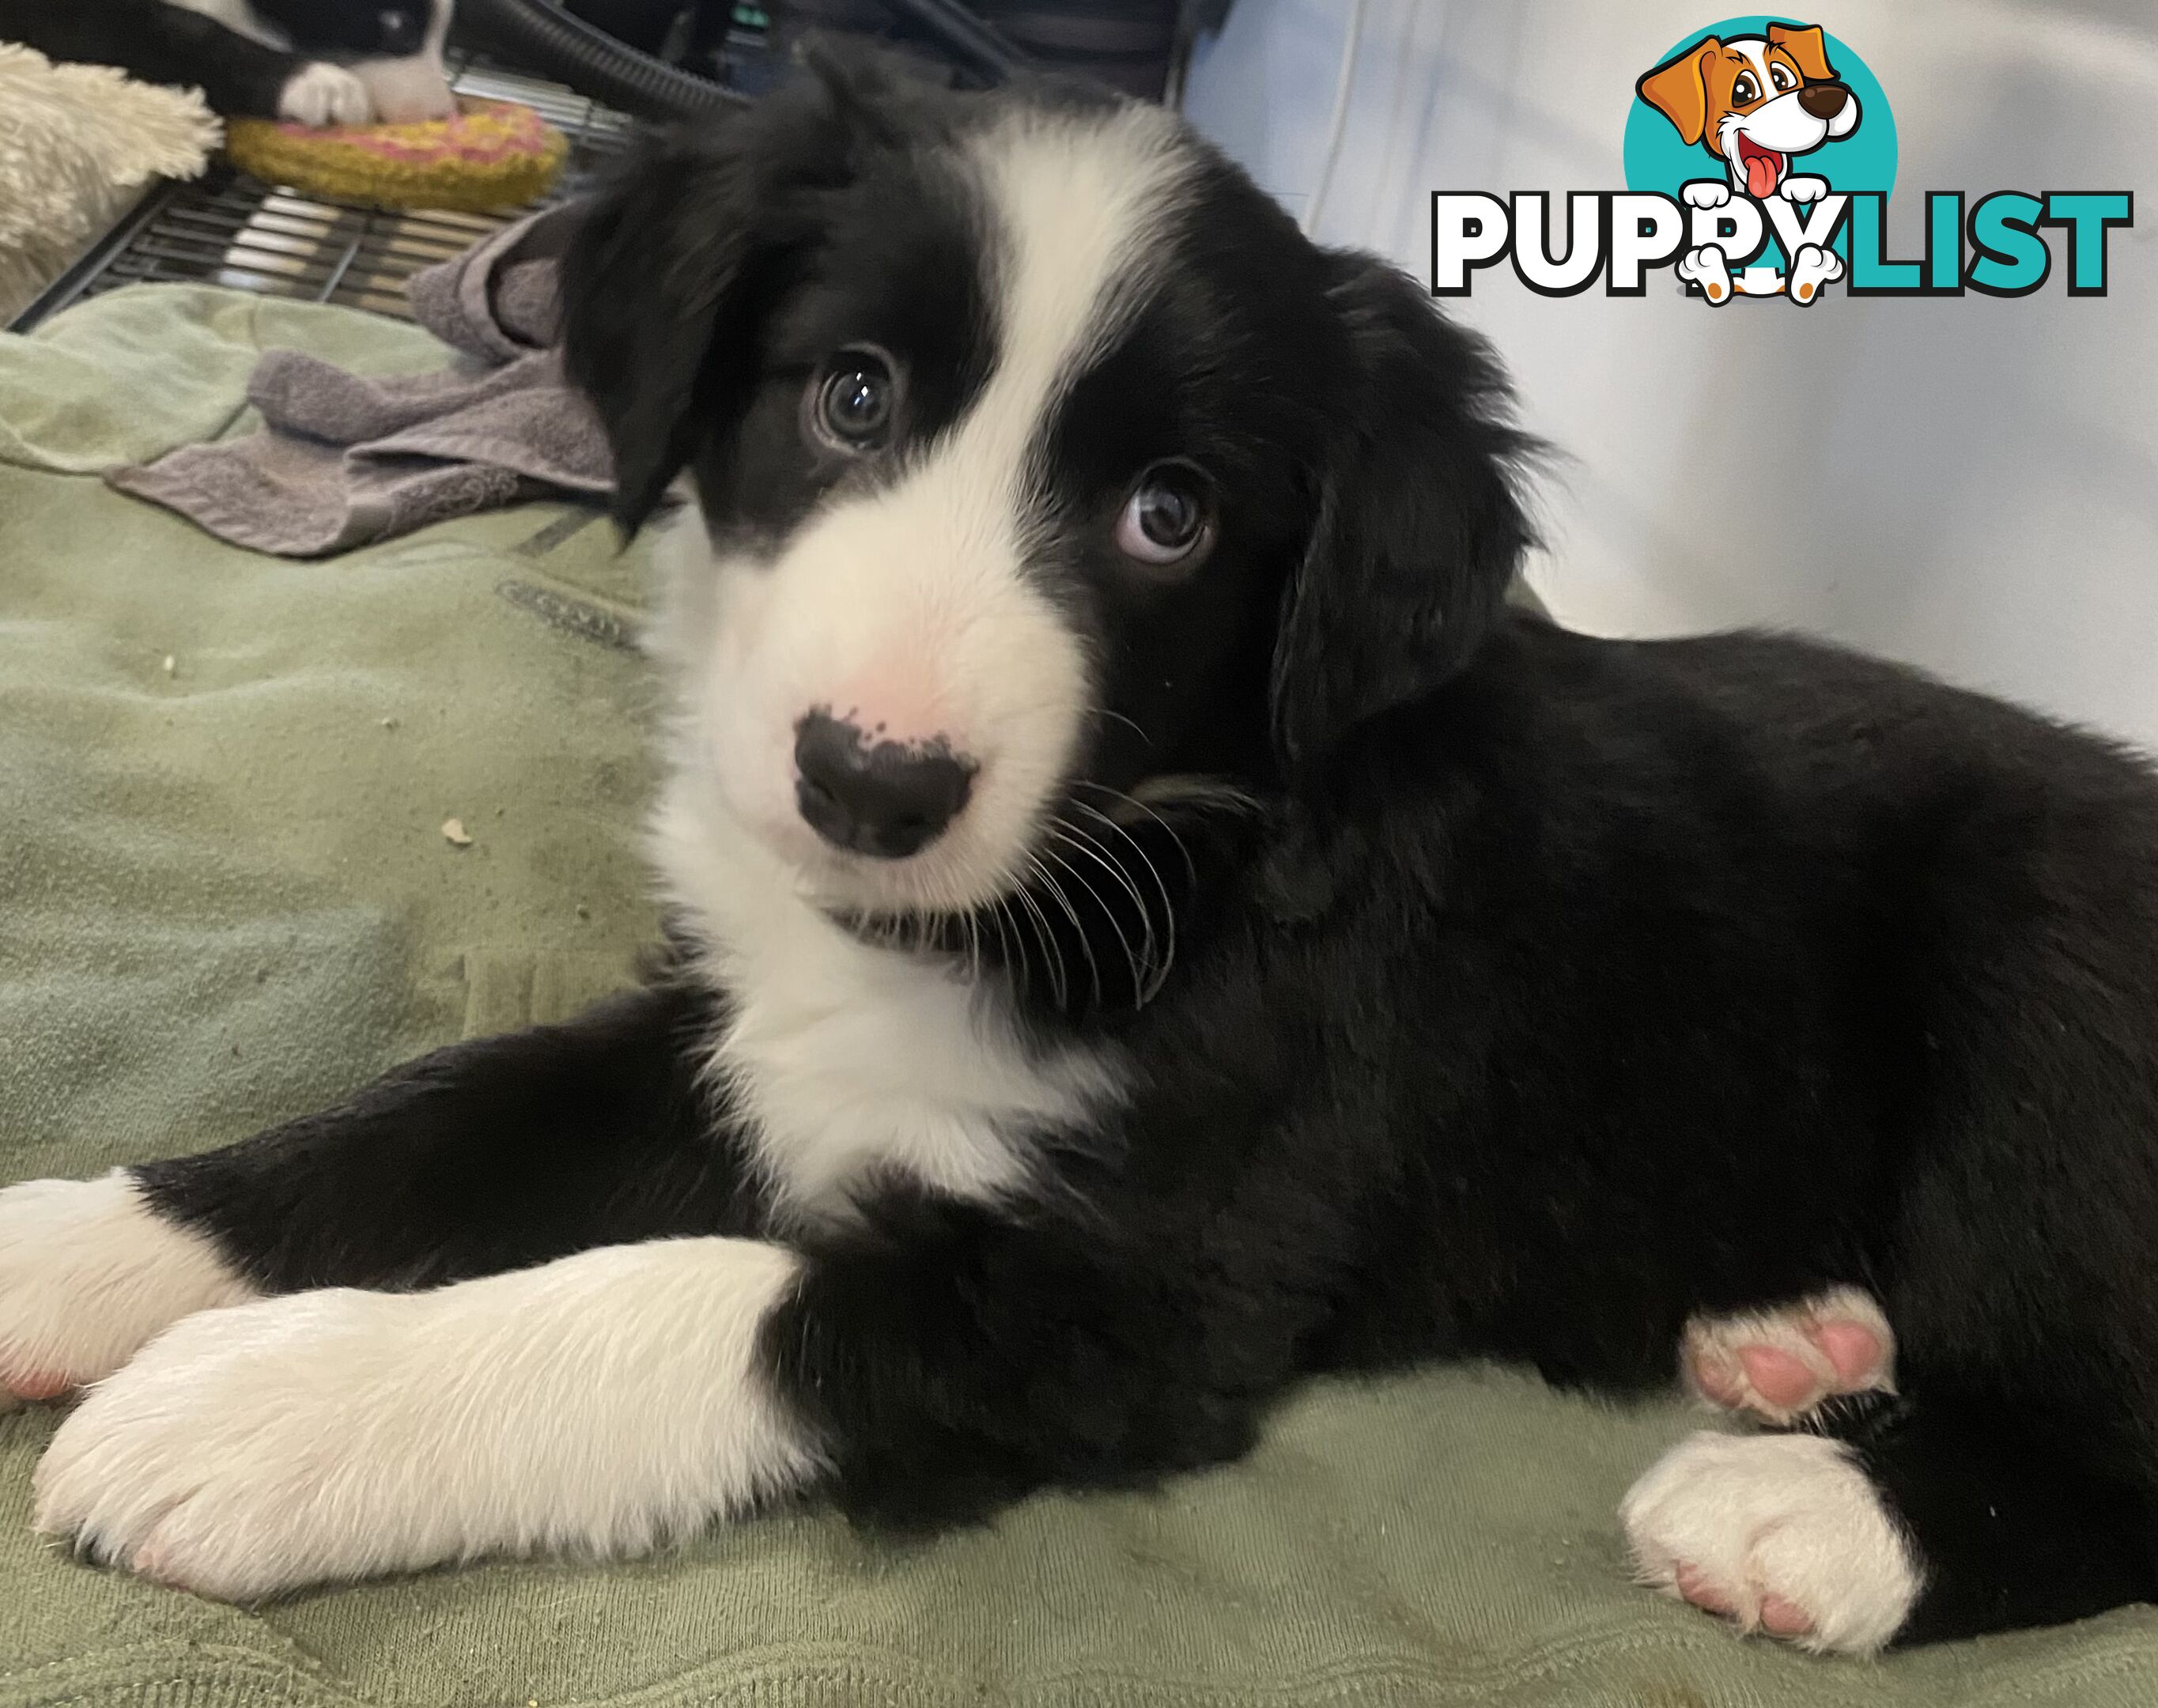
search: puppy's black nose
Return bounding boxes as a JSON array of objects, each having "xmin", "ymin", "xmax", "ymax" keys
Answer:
[
  {"xmin": 1797, "ymin": 81, "xmax": 1850, "ymax": 120},
  {"xmin": 794, "ymin": 712, "xmax": 973, "ymax": 860}
]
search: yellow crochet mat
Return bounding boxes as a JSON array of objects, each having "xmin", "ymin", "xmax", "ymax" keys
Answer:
[{"xmin": 223, "ymin": 96, "xmax": 568, "ymax": 214}]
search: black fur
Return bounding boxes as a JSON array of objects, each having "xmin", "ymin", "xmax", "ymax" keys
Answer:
[
  {"xmin": 120, "ymin": 51, "xmax": 2158, "ymax": 1646},
  {"xmin": 0, "ymin": 0, "xmax": 440, "ymax": 120}
]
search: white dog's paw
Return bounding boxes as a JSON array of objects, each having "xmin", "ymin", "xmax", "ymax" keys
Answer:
[
  {"xmin": 353, "ymin": 55, "xmax": 456, "ymax": 124},
  {"xmin": 34, "ymin": 1240, "xmax": 814, "ymax": 1600},
  {"xmin": 1622, "ymin": 1430, "xmax": 1922, "ymax": 1655},
  {"xmin": 0, "ymin": 1172, "xmax": 252, "ymax": 1409},
  {"xmin": 1788, "ymin": 244, "xmax": 1846, "ymax": 304},
  {"xmin": 1782, "ymin": 175, "xmax": 1830, "ymax": 205},
  {"xmin": 36, "ymin": 1290, "xmax": 433, "ymax": 1600},
  {"xmin": 1682, "ymin": 179, "xmax": 1733, "ymax": 210},
  {"xmin": 1676, "ymin": 244, "xmax": 1734, "ymax": 304},
  {"xmin": 277, "ymin": 62, "xmax": 374, "ymax": 128},
  {"xmin": 1684, "ymin": 1285, "xmax": 1895, "ymax": 1425}
]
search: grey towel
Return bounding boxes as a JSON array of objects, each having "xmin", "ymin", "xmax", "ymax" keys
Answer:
[{"xmin": 108, "ymin": 205, "xmax": 610, "ymax": 556}]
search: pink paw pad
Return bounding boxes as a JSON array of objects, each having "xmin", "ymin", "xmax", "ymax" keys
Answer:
[
  {"xmin": 1672, "ymin": 1563, "xmax": 1817, "ymax": 1638},
  {"xmin": 1683, "ymin": 1286, "xmax": 1895, "ymax": 1425}
]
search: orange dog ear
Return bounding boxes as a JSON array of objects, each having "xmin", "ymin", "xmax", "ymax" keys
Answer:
[
  {"xmin": 1636, "ymin": 37, "xmax": 1719, "ymax": 146},
  {"xmin": 1767, "ymin": 21, "xmax": 1837, "ymax": 82}
]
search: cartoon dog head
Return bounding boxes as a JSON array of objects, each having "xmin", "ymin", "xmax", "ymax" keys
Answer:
[{"xmin": 1637, "ymin": 22, "xmax": 1859, "ymax": 199}]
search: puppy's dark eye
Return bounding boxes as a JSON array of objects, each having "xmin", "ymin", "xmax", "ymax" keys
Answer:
[
  {"xmin": 808, "ymin": 350, "xmax": 898, "ymax": 453},
  {"xmin": 1770, "ymin": 63, "xmax": 1794, "ymax": 92},
  {"xmin": 1114, "ymin": 463, "xmax": 1215, "ymax": 573},
  {"xmin": 1732, "ymin": 73, "xmax": 1759, "ymax": 104}
]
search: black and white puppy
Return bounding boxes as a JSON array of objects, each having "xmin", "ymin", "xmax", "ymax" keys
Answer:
[
  {"xmin": 0, "ymin": 0, "xmax": 455, "ymax": 127},
  {"xmin": 6, "ymin": 50, "xmax": 2158, "ymax": 1654}
]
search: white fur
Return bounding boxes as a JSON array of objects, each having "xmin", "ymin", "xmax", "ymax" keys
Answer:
[
  {"xmin": 164, "ymin": 0, "xmax": 289, "ymax": 51},
  {"xmin": 166, "ymin": 1, "xmax": 452, "ymax": 124},
  {"xmin": 276, "ymin": 62, "xmax": 373, "ymax": 127},
  {"xmin": 652, "ymin": 707, "xmax": 1121, "ymax": 1222},
  {"xmin": 1623, "ymin": 1430, "xmax": 1924, "ymax": 1655},
  {"xmin": 351, "ymin": 0, "xmax": 455, "ymax": 123},
  {"xmin": 34, "ymin": 1237, "xmax": 814, "ymax": 1600},
  {"xmin": 0, "ymin": 1170, "xmax": 254, "ymax": 1406},
  {"xmin": 670, "ymin": 103, "xmax": 1191, "ymax": 925},
  {"xmin": 1682, "ymin": 179, "xmax": 1732, "ymax": 210},
  {"xmin": 645, "ymin": 108, "xmax": 1197, "ymax": 1220}
]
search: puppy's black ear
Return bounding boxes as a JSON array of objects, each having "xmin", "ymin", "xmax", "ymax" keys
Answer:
[
  {"xmin": 561, "ymin": 57, "xmax": 892, "ymax": 532},
  {"xmin": 1270, "ymin": 254, "xmax": 1536, "ymax": 777}
]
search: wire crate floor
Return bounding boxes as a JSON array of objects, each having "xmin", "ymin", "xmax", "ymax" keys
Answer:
[{"xmin": 13, "ymin": 64, "xmax": 629, "ymax": 332}]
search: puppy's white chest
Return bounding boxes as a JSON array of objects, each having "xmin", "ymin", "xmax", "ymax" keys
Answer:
[{"xmin": 713, "ymin": 934, "xmax": 1109, "ymax": 1219}]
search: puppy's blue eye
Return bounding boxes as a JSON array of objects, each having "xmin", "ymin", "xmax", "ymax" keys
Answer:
[{"xmin": 811, "ymin": 350, "xmax": 898, "ymax": 452}]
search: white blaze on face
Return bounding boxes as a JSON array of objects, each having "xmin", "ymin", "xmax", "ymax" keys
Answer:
[{"xmin": 690, "ymin": 103, "xmax": 1192, "ymax": 917}]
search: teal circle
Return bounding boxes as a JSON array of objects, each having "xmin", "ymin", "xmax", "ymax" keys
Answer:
[{"xmin": 1623, "ymin": 17, "xmax": 1896, "ymax": 264}]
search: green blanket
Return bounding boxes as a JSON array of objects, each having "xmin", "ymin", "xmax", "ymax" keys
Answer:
[{"xmin": 2, "ymin": 286, "xmax": 2152, "ymax": 1708}]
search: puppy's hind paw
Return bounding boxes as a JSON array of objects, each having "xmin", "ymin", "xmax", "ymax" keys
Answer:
[{"xmin": 1684, "ymin": 1284, "xmax": 1894, "ymax": 1426}]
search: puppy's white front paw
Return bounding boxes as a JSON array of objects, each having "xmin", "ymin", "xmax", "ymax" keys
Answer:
[
  {"xmin": 35, "ymin": 1290, "xmax": 429, "ymax": 1600},
  {"xmin": 1782, "ymin": 175, "xmax": 1829, "ymax": 205},
  {"xmin": 1622, "ymin": 1430, "xmax": 1922, "ymax": 1655},
  {"xmin": 277, "ymin": 62, "xmax": 373, "ymax": 127},
  {"xmin": 0, "ymin": 1171, "xmax": 251, "ymax": 1408},
  {"xmin": 34, "ymin": 1239, "xmax": 814, "ymax": 1600},
  {"xmin": 1683, "ymin": 179, "xmax": 1733, "ymax": 210}
]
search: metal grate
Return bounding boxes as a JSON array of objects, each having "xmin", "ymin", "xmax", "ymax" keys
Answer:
[{"xmin": 12, "ymin": 62, "xmax": 631, "ymax": 331}]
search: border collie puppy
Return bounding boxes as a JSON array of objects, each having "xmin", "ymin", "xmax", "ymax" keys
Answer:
[
  {"xmin": 0, "ymin": 0, "xmax": 455, "ymax": 126},
  {"xmin": 4, "ymin": 48, "xmax": 2156, "ymax": 1655}
]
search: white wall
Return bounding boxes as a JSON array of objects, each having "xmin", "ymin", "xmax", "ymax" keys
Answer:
[{"xmin": 1185, "ymin": 0, "xmax": 2158, "ymax": 750}]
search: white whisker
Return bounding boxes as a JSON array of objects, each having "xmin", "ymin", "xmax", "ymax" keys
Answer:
[
  {"xmin": 1045, "ymin": 822, "xmax": 1148, "ymax": 1004},
  {"xmin": 1027, "ymin": 848, "xmax": 1101, "ymax": 1014},
  {"xmin": 1068, "ymin": 799, "xmax": 1177, "ymax": 1004}
]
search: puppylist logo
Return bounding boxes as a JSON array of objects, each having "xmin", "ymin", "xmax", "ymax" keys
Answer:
[{"xmin": 1433, "ymin": 16, "xmax": 2131, "ymax": 305}]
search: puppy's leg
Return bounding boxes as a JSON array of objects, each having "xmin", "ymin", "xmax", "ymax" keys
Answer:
[
  {"xmin": 35, "ymin": 1187, "xmax": 1294, "ymax": 1597},
  {"xmin": 0, "ymin": 0, "xmax": 365, "ymax": 123},
  {"xmin": 1683, "ymin": 1284, "xmax": 1895, "ymax": 1425},
  {"xmin": 0, "ymin": 979, "xmax": 752, "ymax": 1406},
  {"xmin": 0, "ymin": 1175, "xmax": 254, "ymax": 1408},
  {"xmin": 35, "ymin": 1235, "xmax": 817, "ymax": 1600}
]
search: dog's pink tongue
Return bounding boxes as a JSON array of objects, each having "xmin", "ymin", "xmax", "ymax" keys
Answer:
[{"xmin": 1744, "ymin": 152, "xmax": 1779, "ymax": 199}]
